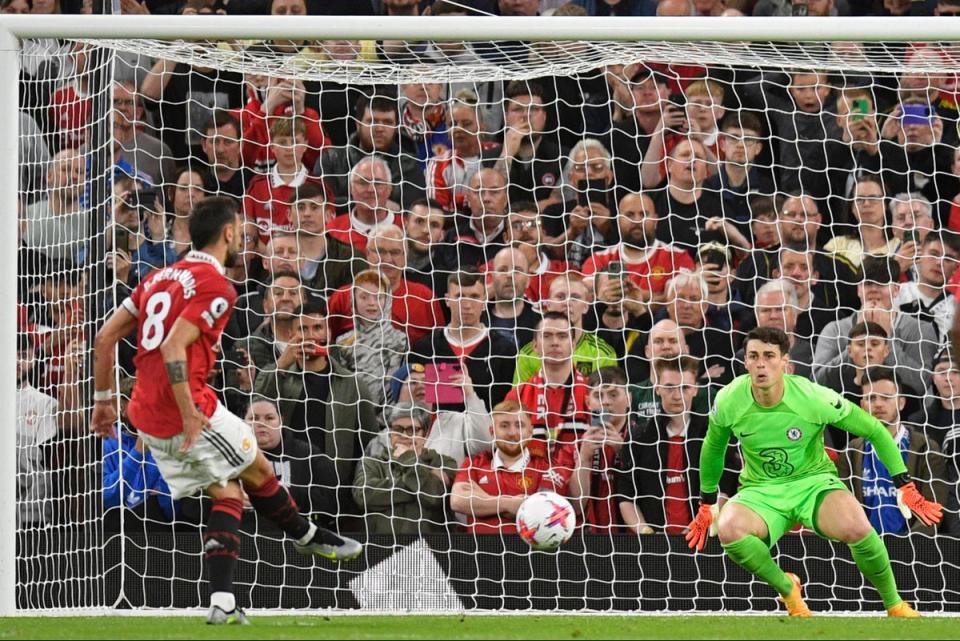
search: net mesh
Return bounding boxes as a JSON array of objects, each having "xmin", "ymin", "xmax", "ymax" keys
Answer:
[{"xmin": 13, "ymin": 32, "xmax": 960, "ymax": 613}]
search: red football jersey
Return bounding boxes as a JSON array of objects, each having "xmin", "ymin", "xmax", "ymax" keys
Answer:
[
  {"xmin": 453, "ymin": 449, "xmax": 572, "ymax": 534},
  {"xmin": 242, "ymin": 166, "xmax": 328, "ymax": 244},
  {"xmin": 581, "ymin": 242, "xmax": 694, "ymax": 295},
  {"xmin": 326, "ymin": 278, "xmax": 443, "ymax": 345},
  {"xmin": 505, "ymin": 369, "xmax": 592, "ymax": 441},
  {"xmin": 124, "ymin": 251, "xmax": 237, "ymax": 439}
]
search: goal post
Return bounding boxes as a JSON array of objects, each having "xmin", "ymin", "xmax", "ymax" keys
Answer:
[{"xmin": 3, "ymin": 14, "xmax": 960, "ymax": 616}]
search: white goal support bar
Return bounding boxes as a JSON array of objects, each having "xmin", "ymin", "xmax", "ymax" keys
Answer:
[{"xmin": 0, "ymin": 14, "xmax": 958, "ymax": 617}]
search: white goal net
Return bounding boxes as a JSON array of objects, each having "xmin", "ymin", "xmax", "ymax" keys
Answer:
[{"xmin": 12, "ymin": 20, "xmax": 960, "ymax": 614}]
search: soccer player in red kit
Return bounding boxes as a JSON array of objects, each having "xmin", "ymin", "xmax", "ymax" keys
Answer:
[{"xmin": 91, "ymin": 197, "xmax": 361, "ymax": 625}]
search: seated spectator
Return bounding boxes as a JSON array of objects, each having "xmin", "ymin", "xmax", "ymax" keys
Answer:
[
  {"xmin": 247, "ymin": 396, "xmax": 338, "ymax": 522},
  {"xmin": 109, "ymin": 182, "xmax": 178, "ymax": 289},
  {"xmin": 399, "ymin": 79, "xmax": 450, "ymax": 167},
  {"xmin": 238, "ymin": 270, "xmax": 305, "ymax": 371},
  {"xmin": 895, "ymin": 231, "xmax": 960, "ymax": 346},
  {"xmin": 335, "ymin": 270, "xmax": 408, "ymax": 407},
  {"xmin": 327, "ymin": 225, "xmax": 443, "ymax": 345},
  {"xmin": 410, "ymin": 269, "xmax": 516, "ymax": 412},
  {"xmin": 112, "ymin": 79, "xmax": 174, "ymax": 186},
  {"xmin": 910, "ymin": 348, "xmax": 960, "ymax": 448},
  {"xmin": 582, "ymin": 191, "xmax": 694, "ymax": 301},
  {"xmin": 813, "ymin": 256, "xmax": 938, "ymax": 395},
  {"xmin": 837, "ymin": 367, "xmax": 947, "ymax": 536},
  {"xmin": 703, "ymin": 111, "xmax": 775, "ymax": 240},
  {"xmin": 824, "ymin": 175, "xmax": 900, "ymax": 273},
  {"xmin": 316, "ymin": 94, "xmax": 425, "ymax": 208},
  {"xmin": 200, "ymin": 110, "xmax": 248, "ymax": 200},
  {"xmin": 652, "ymin": 139, "xmax": 730, "ymax": 259},
  {"xmin": 824, "ymin": 89, "xmax": 882, "ymax": 216},
  {"xmin": 326, "ymin": 156, "xmax": 404, "ymax": 254},
  {"xmin": 287, "ymin": 182, "xmax": 363, "ymax": 297},
  {"xmin": 403, "ymin": 198, "xmax": 448, "ymax": 295},
  {"xmin": 542, "ymin": 138, "xmax": 618, "ymax": 268},
  {"xmin": 734, "ymin": 279, "xmax": 814, "ymax": 380},
  {"xmin": 771, "ymin": 243, "xmax": 854, "ymax": 339},
  {"xmin": 353, "ymin": 401, "xmax": 457, "ymax": 536},
  {"xmin": 424, "ymin": 367, "xmax": 494, "ymax": 469},
  {"xmin": 504, "ymin": 201, "xmax": 571, "ymax": 304},
  {"xmin": 424, "ymin": 89, "xmax": 500, "ymax": 212},
  {"xmin": 103, "ymin": 376, "xmax": 173, "ymax": 526},
  {"xmin": 253, "ymin": 301, "xmax": 378, "ymax": 515},
  {"xmin": 450, "ymin": 400, "xmax": 573, "ymax": 534},
  {"xmin": 487, "ymin": 247, "xmax": 541, "ymax": 352},
  {"xmin": 23, "ymin": 148, "xmax": 87, "ymax": 265},
  {"xmin": 237, "ymin": 75, "xmax": 329, "ymax": 174},
  {"xmin": 628, "ymin": 319, "xmax": 700, "ymax": 417},
  {"xmin": 506, "ymin": 312, "xmax": 593, "ymax": 442},
  {"xmin": 748, "ymin": 195, "xmax": 779, "ymax": 250},
  {"xmin": 569, "ymin": 366, "xmax": 633, "ymax": 532},
  {"xmin": 48, "ymin": 41, "xmax": 91, "ymax": 150},
  {"xmin": 697, "ymin": 242, "xmax": 748, "ymax": 337},
  {"xmin": 657, "ymin": 270, "xmax": 738, "ymax": 385},
  {"xmin": 436, "ymin": 167, "xmax": 510, "ymax": 275},
  {"xmin": 243, "ymin": 117, "xmax": 327, "ymax": 243},
  {"xmin": 616, "ymin": 357, "xmax": 738, "ymax": 535},
  {"xmin": 514, "ymin": 276, "xmax": 617, "ymax": 384},
  {"xmin": 494, "ymin": 80, "xmax": 565, "ymax": 207}
]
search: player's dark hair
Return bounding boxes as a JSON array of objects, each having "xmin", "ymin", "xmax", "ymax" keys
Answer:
[
  {"xmin": 589, "ymin": 366, "xmax": 628, "ymax": 388},
  {"xmin": 744, "ymin": 326, "xmax": 791, "ymax": 356},
  {"xmin": 862, "ymin": 365, "xmax": 899, "ymax": 391},
  {"xmin": 860, "ymin": 255, "xmax": 900, "ymax": 285},
  {"xmin": 849, "ymin": 321, "xmax": 888, "ymax": 340},
  {"xmin": 538, "ymin": 311, "xmax": 572, "ymax": 330},
  {"xmin": 189, "ymin": 196, "xmax": 239, "ymax": 251}
]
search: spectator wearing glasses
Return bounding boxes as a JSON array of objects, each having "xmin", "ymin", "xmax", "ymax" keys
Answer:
[
  {"xmin": 436, "ymin": 168, "xmax": 511, "ymax": 275},
  {"xmin": 837, "ymin": 366, "xmax": 947, "ymax": 535},
  {"xmin": 326, "ymin": 156, "xmax": 404, "ymax": 254},
  {"xmin": 354, "ymin": 401, "xmax": 457, "ymax": 536},
  {"xmin": 503, "ymin": 201, "xmax": 571, "ymax": 304},
  {"xmin": 824, "ymin": 175, "xmax": 900, "ymax": 273},
  {"xmin": 112, "ymin": 80, "xmax": 174, "ymax": 187}
]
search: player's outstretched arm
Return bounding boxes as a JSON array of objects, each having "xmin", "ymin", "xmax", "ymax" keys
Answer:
[
  {"xmin": 91, "ymin": 306, "xmax": 138, "ymax": 439},
  {"xmin": 834, "ymin": 403, "xmax": 943, "ymax": 526},
  {"xmin": 159, "ymin": 317, "xmax": 210, "ymax": 454},
  {"xmin": 686, "ymin": 414, "xmax": 731, "ymax": 551}
]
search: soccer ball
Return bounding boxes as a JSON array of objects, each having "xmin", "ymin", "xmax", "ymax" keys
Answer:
[{"xmin": 516, "ymin": 491, "xmax": 576, "ymax": 551}]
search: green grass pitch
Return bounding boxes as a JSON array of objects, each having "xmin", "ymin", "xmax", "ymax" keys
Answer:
[{"xmin": 0, "ymin": 615, "xmax": 957, "ymax": 640}]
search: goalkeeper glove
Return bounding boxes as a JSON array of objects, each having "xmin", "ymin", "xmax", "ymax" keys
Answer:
[
  {"xmin": 894, "ymin": 478, "xmax": 943, "ymax": 527},
  {"xmin": 685, "ymin": 502, "xmax": 719, "ymax": 552}
]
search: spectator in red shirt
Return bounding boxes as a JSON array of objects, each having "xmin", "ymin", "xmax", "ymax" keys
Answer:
[
  {"xmin": 503, "ymin": 201, "xmax": 571, "ymax": 304},
  {"xmin": 506, "ymin": 312, "xmax": 593, "ymax": 442},
  {"xmin": 243, "ymin": 117, "xmax": 327, "ymax": 242},
  {"xmin": 615, "ymin": 356, "xmax": 739, "ymax": 534},
  {"xmin": 326, "ymin": 224, "xmax": 443, "ymax": 345},
  {"xmin": 49, "ymin": 41, "xmax": 92, "ymax": 150},
  {"xmin": 326, "ymin": 156, "xmax": 403, "ymax": 254},
  {"xmin": 450, "ymin": 399, "xmax": 573, "ymax": 534},
  {"xmin": 582, "ymin": 191, "xmax": 695, "ymax": 299},
  {"xmin": 237, "ymin": 75, "xmax": 329, "ymax": 174},
  {"xmin": 569, "ymin": 366, "xmax": 631, "ymax": 533}
]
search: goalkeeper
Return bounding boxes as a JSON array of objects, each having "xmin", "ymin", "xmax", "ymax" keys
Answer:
[{"xmin": 686, "ymin": 327, "xmax": 942, "ymax": 617}]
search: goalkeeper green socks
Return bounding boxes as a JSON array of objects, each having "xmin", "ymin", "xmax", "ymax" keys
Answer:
[
  {"xmin": 722, "ymin": 536, "xmax": 794, "ymax": 596},
  {"xmin": 849, "ymin": 531, "xmax": 902, "ymax": 609}
]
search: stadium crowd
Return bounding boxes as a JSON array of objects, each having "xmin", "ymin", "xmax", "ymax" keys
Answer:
[{"xmin": 10, "ymin": 0, "xmax": 960, "ymax": 543}]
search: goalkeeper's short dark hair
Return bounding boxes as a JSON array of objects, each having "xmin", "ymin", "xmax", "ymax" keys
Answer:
[
  {"xmin": 189, "ymin": 196, "xmax": 239, "ymax": 251},
  {"xmin": 744, "ymin": 326, "xmax": 790, "ymax": 356}
]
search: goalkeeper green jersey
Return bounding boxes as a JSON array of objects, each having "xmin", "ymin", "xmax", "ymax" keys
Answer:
[
  {"xmin": 700, "ymin": 374, "xmax": 908, "ymax": 493},
  {"xmin": 513, "ymin": 331, "xmax": 618, "ymax": 385}
]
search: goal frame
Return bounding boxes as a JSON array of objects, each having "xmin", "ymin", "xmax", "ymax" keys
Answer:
[{"xmin": 0, "ymin": 14, "xmax": 957, "ymax": 616}]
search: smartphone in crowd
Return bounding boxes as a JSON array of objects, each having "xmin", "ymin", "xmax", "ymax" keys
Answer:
[
  {"xmin": 576, "ymin": 178, "xmax": 608, "ymax": 209},
  {"xmin": 850, "ymin": 98, "xmax": 870, "ymax": 122},
  {"xmin": 425, "ymin": 362, "xmax": 465, "ymax": 405},
  {"xmin": 902, "ymin": 228, "xmax": 918, "ymax": 246},
  {"xmin": 901, "ymin": 104, "xmax": 933, "ymax": 127}
]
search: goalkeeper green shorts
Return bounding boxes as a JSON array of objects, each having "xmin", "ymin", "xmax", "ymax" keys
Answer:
[{"xmin": 726, "ymin": 472, "xmax": 849, "ymax": 548}]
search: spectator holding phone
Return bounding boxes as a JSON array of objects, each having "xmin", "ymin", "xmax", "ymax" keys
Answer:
[
  {"xmin": 450, "ymin": 400, "xmax": 573, "ymax": 534},
  {"xmin": 410, "ymin": 269, "xmax": 517, "ymax": 412},
  {"xmin": 568, "ymin": 367, "xmax": 633, "ymax": 532}
]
